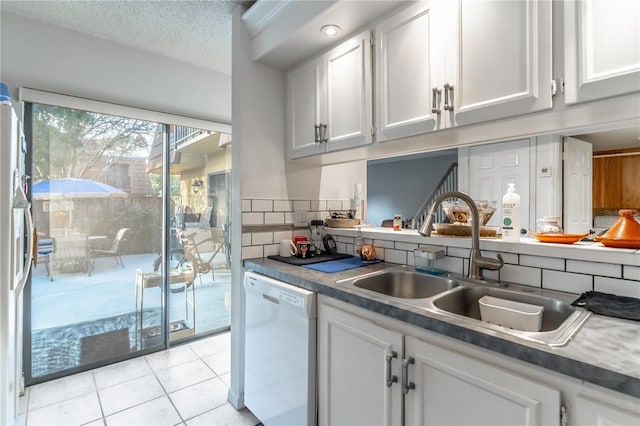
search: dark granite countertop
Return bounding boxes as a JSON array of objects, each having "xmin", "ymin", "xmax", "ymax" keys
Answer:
[{"xmin": 244, "ymin": 258, "xmax": 640, "ymax": 398}]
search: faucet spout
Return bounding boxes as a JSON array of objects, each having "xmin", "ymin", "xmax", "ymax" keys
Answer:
[{"xmin": 418, "ymin": 191, "xmax": 503, "ymax": 281}]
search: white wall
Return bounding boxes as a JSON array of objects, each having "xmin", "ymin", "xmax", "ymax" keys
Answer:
[{"xmin": 0, "ymin": 11, "xmax": 231, "ymax": 123}]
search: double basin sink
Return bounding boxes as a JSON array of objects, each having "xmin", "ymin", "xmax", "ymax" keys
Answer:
[{"xmin": 339, "ymin": 267, "xmax": 591, "ymax": 347}]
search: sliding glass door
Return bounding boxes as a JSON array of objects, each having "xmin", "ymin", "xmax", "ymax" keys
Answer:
[{"xmin": 24, "ymin": 102, "xmax": 232, "ymax": 384}]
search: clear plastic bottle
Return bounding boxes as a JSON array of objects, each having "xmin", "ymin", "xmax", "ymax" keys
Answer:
[{"xmin": 502, "ymin": 183, "xmax": 521, "ymax": 242}]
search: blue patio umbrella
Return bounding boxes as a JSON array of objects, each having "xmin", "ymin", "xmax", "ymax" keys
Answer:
[{"xmin": 32, "ymin": 178, "xmax": 127, "ymax": 200}]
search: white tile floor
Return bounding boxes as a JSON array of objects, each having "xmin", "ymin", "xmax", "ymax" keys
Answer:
[{"xmin": 19, "ymin": 333, "xmax": 260, "ymax": 426}]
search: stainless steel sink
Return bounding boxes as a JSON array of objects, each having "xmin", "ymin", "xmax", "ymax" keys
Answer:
[
  {"xmin": 431, "ymin": 285, "xmax": 591, "ymax": 346},
  {"xmin": 352, "ymin": 270, "xmax": 458, "ymax": 299}
]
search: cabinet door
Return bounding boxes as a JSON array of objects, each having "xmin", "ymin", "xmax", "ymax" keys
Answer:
[
  {"xmin": 325, "ymin": 31, "xmax": 373, "ymax": 152},
  {"xmin": 564, "ymin": 0, "xmax": 640, "ymax": 104},
  {"xmin": 318, "ymin": 302, "xmax": 402, "ymax": 426},
  {"xmin": 375, "ymin": 1, "xmax": 444, "ymax": 142},
  {"xmin": 575, "ymin": 394, "xmax": 640, "ymax": 426},
  {"xmin": 286, "ymin": 57, "xmax": 325, "ymax": 159},
  {"xmin": 404, "ymin": 336, "xmax": 560, "ymax": 426},
  {"xmin": 449, "ymin": 0, "xmax": 552, "ymax": 126}
]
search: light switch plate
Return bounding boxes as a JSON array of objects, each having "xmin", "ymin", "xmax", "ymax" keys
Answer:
[{"xmin": 538, "ymin": 166, "xmax": 552, "ymax": 177}]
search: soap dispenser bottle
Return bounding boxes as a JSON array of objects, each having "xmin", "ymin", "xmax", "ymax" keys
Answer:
[{"xmin": 502, "ymin": 183, "xmax": 521, "ymax": 242}]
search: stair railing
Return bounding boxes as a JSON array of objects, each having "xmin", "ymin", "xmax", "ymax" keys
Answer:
[{"xmin": 411, "ymin": 162, "xmax": 458, "ymax": 229}]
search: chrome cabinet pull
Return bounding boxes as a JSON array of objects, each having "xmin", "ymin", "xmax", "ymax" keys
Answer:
[
  {"xmin": 386, "ymin": 351, "xmax": 398, "ymax": 387},
  {"xmin": 402, "ymin": 356, "xmax": 415, "ymax": 394},
  {"xmin": 314, "ymin": 124, "xmax": 320, "ymax": 143},
  {"xmin": 319, "ymin": 123, "xmax": 328, "ymax": 143},
  {"xmin": 443, "ymin": 83, "xmax": 454, "ymax": 111},
  {"xmin": 431, "ymin": 88, "xmax": 441, "ymax": 114}
]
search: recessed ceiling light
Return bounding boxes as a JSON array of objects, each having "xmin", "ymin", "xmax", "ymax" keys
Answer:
[{"xmin": 321, "ymin": 24, "xmax": 341, "ymax": 37}]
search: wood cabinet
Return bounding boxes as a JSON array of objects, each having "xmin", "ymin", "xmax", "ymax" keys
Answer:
[
  {"xmin": 592, "ymin": 151, "xmax": 640, "ymax": 209},
  {"xmin": 564, "ymin": 0, "xmax": 640, "ymax": 104},
  {"xmin": 375, "ymin": 0, "xmax": 552, "ymax": 143},
  {"xmin": 318, "ymin": 296, "xmax": 562, "ymax": 426},
  {"xmin": 286, "ymin": 31, "xmax": 372, "ymax": 159}
]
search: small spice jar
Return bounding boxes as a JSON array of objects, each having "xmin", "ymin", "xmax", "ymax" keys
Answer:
[{"xmin": 393, "ymin": 214, "xmax": 402, "ymax": 231}]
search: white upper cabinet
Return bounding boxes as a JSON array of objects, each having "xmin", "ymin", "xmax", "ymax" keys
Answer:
[
  {"xmin": 375, "ymin": 1, "xmax": 444, "ymax": 142},
  {"xmin": 449, "ymin": 0, "xmax": 553, "ymax": 126},
  {"xmin": 564, "ymin": 0, "xmax": 640, "ymax": 104},
  {"xmin": 375, "ymin": 0, "xmax": 552, "ymax": 143},
  {"xmin": 286, "ymin": 57, "xmax": 325, "ymax": 158},
  {"xmin": 286, "ymin": 31, "xmax": 373, "ymax": 159}
]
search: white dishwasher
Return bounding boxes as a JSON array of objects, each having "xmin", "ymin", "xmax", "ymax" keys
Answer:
[{"xmin": 243, "ymin": 271, "xmax": 317, "ymax": 426}]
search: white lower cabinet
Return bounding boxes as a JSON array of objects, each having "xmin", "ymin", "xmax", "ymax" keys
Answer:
[
  {"xmin": 404, "ymin": 335, "xmax": 559, "ymax": 425},
  {"xmin": 318, "ymin": 302, "xmax": 402, "ymax": 426},
  {"xmin": 318, "ymin": 296, "xmax": 560, "ymax": 426}
]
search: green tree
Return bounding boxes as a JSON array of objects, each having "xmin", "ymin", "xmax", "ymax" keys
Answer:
[{"xmin": 32, "ymin": 104, "xmax": 157, "ymax": 181}]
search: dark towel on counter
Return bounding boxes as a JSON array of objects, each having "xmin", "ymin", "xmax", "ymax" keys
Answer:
[
  {"xmin": 571, "ymin": 291, "xmax": 640, "ymax": 321},
  {"xmin": 268, "ymin": 252, "xmax": 352, "ymax": 266}
]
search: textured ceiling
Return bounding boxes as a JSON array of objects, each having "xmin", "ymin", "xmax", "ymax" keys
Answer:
[{"xmin": 1, "ymin": 0, "xmax": 252, "ymax": 75}]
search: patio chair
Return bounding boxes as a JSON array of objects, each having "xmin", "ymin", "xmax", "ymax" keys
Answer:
[{"xmin": 90, "ymin": 228, "xmax": 131, "ymax": 271}]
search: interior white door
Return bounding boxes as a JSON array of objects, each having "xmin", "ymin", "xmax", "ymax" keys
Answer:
[
  {"xmin": 563, "ymin": 137, "xmax": 593, "ymax": 234},
  {"xmin": 375, "ymin": 1, "xmax": 442, "ymax": 142},
  {"xmin": 463, "ymin": 139, "xmax": 531, "ymax": 230},
  {"xmin": 404, "ymin": 336, "xmax": 561, "ymax": 426},
  {"xmin": 318, "ymin": 302, "xmax": 402, "ymax": 426},
  {"xmin": 564, "ymin": 0, "xmax": 640, "ymax": 104}
]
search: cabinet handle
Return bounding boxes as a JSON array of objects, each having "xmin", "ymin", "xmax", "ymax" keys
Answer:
[
  {"xmin": 431, "ymin": 88, "xmax": 442, "ymax": 114},
  {"xmin": 314, "ymin": 124, "xmax": 320, "ymax": 144},
  {"xmin": 319, "ymin": 123, "xmax": 328, "ymax": 143},
  {"xmin": 443, "ymin": 83, "xmax": 454, "ymax": 111},
  {"xmin": 402, "ymin": 356, "xmax": 415, "ymax": 394},
  {"xmin": 386, "ymin": 351, "xmax": 398, "ymax": 387}
]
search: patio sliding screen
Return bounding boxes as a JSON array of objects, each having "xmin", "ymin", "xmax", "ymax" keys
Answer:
[
  {"xmin": 25, "ymin": 102, "xmax": 167, "ymax": 381},
  {"xmin": 24, "ymin": 97, "xmax": 233, "ymax": 383}
]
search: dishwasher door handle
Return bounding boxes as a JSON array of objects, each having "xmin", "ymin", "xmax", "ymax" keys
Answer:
[{"xmin": 262, "ymin": 294, "xmax": 280, "ymax": 304}]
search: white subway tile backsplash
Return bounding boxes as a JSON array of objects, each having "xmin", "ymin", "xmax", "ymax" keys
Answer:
[
  {"xmin": 252, "ymin": 199, "xmax": 273, "ymax": 212},
  {"xmin": 242, "ymin": 199, "xmax": 251, "ymax": 212},
  {"xmin": 327, "ymin": 200, "xmax": 342, "ymax": 210},
  {"xmin": 543, "ymin": 270, "xmax": 592, "ymax": 294},
  {"xmin": 242, "ymin": 212, "xmax": 263, "ymax": 225},
  {"xmin": 373, "ymin": 247, "xmax": 385, "ymax": 261},
  {"xmin": 242, "ymin": 233, "xmax": 251, "ymax": 247},
  {"xmin": 447, "ymin": 247, "xmax": 470, "ymax": 258},
  {"xmin": 252, "ymin": 232, "xmax": 273, "ymax": 245},
  {"xmin": 264, "ymin": 212, "xmax": 285, "ymax": 225},
  {"xmin": 567, "ymin": 260, "xmax": 621, "ymax": 278},
  {"xmin": 385, "ymin": 249, "xmax": 407, "ymax": 265},
  {"xmin": 337, "ymin": 236, "xmax": 355, "ymax": 244},
  {"xmin": 336, "ymin": 242, "xmax": 347, "ymax": 254},
  {"xmin": 407, "ymin": 251, "xmax": 415, "ymax": 266},
  {"xmin": 273, "ymin": 231, "xmax": 293, "ymax": 242},
  {"xmin": 520, "ymin": 255, "xmax": 564, "ymax": 271},
  {"xmin": 441, "ymin": 257, "xmax": 464, "ymax": 276},
  {"xmin": 623, "ymin": 265, "xmax": 640, "ymax": 281},
  {"xmin": 342, "ymin": 200, "xmax": 352, "ymax": 210},
  {"xmin": 284, "ymin": 212, "xmax": 294, "ymax": 224},
  {"xmin": 483, "ymin": 269, "xmax": 499, "ymax": 281},
  {"xmin": 293, "ymin": 200, "xmax": 311, "ymax": 211},
  {"xmin": 395, "ymin": 242, "xmax": 419, "ymax": 251},
  {"xmin": 373, "ymin": 239, "xmax": 394, "ymax": 249},
  {"xmin": 242, "ymin": 246, "xmax": 263, "ymax": 260},
  {"xmin": 273, "ymin": 200, "xmax": 293, "ymax": 212},
  {"xmin": 500, "ymin": 264, "xmax": 541, "ymax": 287},
  {"xmin": 594, "ymin": 277, "xmax": 640, "ymax": 299},
  {"xmin": 311, "ymin": 200, "xmax": 327, "ymax": 211},
  {"xmin": 264, "ymin": 244, "xmax": 279, "ymax": 257}
]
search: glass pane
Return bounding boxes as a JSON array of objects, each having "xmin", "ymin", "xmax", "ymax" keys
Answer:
[
  {"xmin": 29, "ymin": 104, "xmax": 164, "ymax": 378},
  {"xmin": 167, "ymin": 126, "xmax": 231, "ymax": 342}
]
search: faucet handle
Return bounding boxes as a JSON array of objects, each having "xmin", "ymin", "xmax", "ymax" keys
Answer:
[{"xmin": 477, "ymin": 253, "xmax": 504, "ymax": 271}]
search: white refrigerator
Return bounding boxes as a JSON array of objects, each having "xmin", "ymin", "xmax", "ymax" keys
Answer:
[{"xmin": 0, "ymin": 89, "xmax": 34, "ymax": 426}]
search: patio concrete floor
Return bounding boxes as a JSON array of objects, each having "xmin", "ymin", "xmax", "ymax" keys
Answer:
[{"xmin": 30, "ymin": 251, "xmax": 231, "ymax": 334}]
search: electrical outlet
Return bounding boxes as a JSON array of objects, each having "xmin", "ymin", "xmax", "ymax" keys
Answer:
[{"xmin": 294, "ymin": 210, "xmax": 308, "ymax": 227}]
